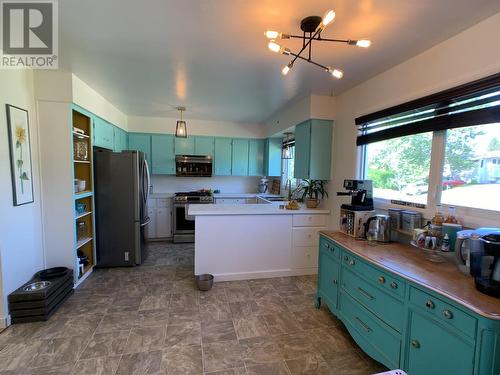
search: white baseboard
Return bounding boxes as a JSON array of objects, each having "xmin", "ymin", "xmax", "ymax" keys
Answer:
[
  {"xmin": 0, "ymin": 314, "xmax": 11, "ymax": 329},
  {"xmin": 212, "ymin": 268, "xmax": 317, "ymax": 282}
]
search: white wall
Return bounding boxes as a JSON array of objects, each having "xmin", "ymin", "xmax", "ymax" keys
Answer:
[
  {"xmin": 0, "ymin": 70, "xmax": 44, "ymax": 326},
  {"xmin": 329, "ymin": 12, "xmax": 500, "ymax": 228},
  {"xmin": 129, "ymin": 115, "xmax": 265, "ymax": 138},
  {"xmin": 151, "ymin": 175, "xmax": 261, "ymax": 194}
]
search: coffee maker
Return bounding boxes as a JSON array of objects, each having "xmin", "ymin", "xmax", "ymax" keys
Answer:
[
  {"xmin": 338, "ymin": 179, "xmax": 375, "ymax": 238},
  {"xmin": 455, "ymin": 228, "xmax": 500, "ymax": 297}
]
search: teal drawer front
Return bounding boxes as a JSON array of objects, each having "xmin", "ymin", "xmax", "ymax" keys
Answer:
[
  {"xmin": 340, "ymin": 292, "xmax": 401, "ymax": 369},
  {"xmin": 319, "ymin": 237, "xmax": 341, "ymax": 260},
  {"xmin": 342, "ymin": 268, "xmax": 404, "ymax": 332},
  {"xmin": 342, "ymin": 252, "xmax": 406, "ymax": 299},
  {"xmin": 409, "ymin": 287, "xmax": 477, "ymax": 339}
]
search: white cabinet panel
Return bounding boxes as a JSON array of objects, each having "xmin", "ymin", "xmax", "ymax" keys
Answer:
[
  {"xmin": 216, "ymin": 198, "xmax": 246, "ymax": 204},
  {"xmin": 145, "ymin": 208, "xmax": 157, "ymax": 239},
  {"xmin": 157, "ymin": 198, "xmax": 172, "ymax": 208},
  {"xmin": 156, "ymin": 207, "xmax": 172, "ymax": 238},
  {"xmin": 292, "ymin": 227, "xmax": 322, "ymax": 247},
  {"xmin": 291, "ymin": 246, "xmax": 318, "ymax": 268},
  {"xmin": 147, "ymin": 198, "xmax": 157, "ymax": 208},
  {"xmin": 293, "ymin": 214, "xmax": 327, "ymax": 227}
]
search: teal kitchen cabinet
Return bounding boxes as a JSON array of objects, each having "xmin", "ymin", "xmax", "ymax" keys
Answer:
[
  {"xmin": 317, "ymin": 233, "xmax": 500, "ymax": 375},
  {"xmin": 128, "ymin": 133, "xmax": 152, "ymax": 167},
  {"xmin": 231, "ymin": 138, "xmax": 249, "ymax": 176},
  {"xmin": 151, "ymin": 134, "xmax": 175, "ymax": 175},
  {"xmin": 93, "ymin": 117, "xmax": 114, "ymax": 150},
  {"xmin": 406, "ymin": 311, "xmax": 474, "ymax": 375},
  {"xmin": 194, "ymin": 136, "xmax": 215, "ymax": 156},
  {"xmin": 294, "ymin": 119, "xmax": 332, "ymax": 180},
  {"xmin": 113, "ymin": 126, "xmax": 128, "ymax": 152},
  {"xmin": 174, "ymin": 137, "xmax": 195, "ymax": 155},
  {"xmin": 214, "ymin": 138, "xmax": 232, "ymax": 175},
  {"xmin": 248, "ymin": 139, "xmax": 265, "ymax": 176},
  {"xmin": 264, "ymin": 138, "xmax": 282, "ymax": 177}
]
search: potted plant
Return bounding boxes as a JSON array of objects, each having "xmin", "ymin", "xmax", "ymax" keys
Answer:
[{"xmin": 296, "ymin": 179, "xmax": 328, "ymax": 208}]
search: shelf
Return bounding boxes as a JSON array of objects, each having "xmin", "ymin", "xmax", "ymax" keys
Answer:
[
  {"xmin": 75, "ymin": 191, "xmax": 93, "ymax": 199},
  {"xmin": 73, "ymin": 130, "xmax": 90, "ymax": 139},
  {"xmin": 76, "ymin": 236, "xmax": 93, "ymax": 249},
  {"xmin": 75, "ymin": 211, "xmax": 92, "ymax": 220},
  {"xmin": 73, "ymin": 159, "xmax": 90, "ymax": 164}
]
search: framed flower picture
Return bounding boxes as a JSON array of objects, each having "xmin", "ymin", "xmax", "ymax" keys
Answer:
[{"xmin": 6, "ymin": 104, "xmax": 34, "ymax": 206}]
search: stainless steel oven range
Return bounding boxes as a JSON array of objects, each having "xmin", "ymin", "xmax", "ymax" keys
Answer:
[{"xmin": 173, "ymin": 191, "xmax": 214, "ymax": 243}]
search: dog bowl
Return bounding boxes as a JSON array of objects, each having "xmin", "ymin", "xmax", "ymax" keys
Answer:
[
  {"xmin": 23, "ymin": 281, "xmax": 52, "ymax": 292},
  {"xmin": 195, "ymin": 274, "xmax": 214, "ymax": 291}
]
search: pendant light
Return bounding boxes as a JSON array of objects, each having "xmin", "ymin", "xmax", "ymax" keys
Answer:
[
  {"xmin": 282, "ymin": 132, "xmax": 294, "ymax": 159},
  {"xmin": 175, "ymin": 106, "xmax": 187, "ymax": 138}
]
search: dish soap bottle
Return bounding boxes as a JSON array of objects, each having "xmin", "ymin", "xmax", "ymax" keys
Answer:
[{"xmin": 441, "ymin": 233, "xmax": 450, "ymax": 252}]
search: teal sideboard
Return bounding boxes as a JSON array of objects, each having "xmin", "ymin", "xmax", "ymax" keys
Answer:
[{"xmin": 317, "ymin": 232, "xmax": 500, "ymax": 375}]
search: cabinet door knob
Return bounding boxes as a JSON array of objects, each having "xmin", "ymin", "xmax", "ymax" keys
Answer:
[
  {"xmin": 378, "ymin": 276, "xmax": 385, "ymax": 284},
  {"xmin": 411, "ymin": 340, "xmax": 420, "ymax": 349},
  {"xmin": 349, "ymin": 260, "xmax": 355, "ymax": 266},
  {"xmin": 333, "ymin": 279, "xmax": 338, "ymax": 285},
  {"xmin": 425, "ymin": 300, "xmax": 435, "ymax": 309},
  {"xmin": 344, "ymin": 256, "xmax": 349, "ymax": 261},
  {"xmin": 442, "ymin": 310, "xmax": 453, "ymax": 319},
  {"xmin": 390, "ymin": 282, "xmax": 398, "ymax": 289}
]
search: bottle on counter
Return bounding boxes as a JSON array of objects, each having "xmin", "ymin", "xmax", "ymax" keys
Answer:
[
  {"xmin": 430, "ymin": 204, "xmax": 444, "ymax": 241},
  {"xmin": 445, "ymin": 206, "xmax": 458, "ymax": 224},
  {"xmin": 441, "ymin": 233, "xmax": 450, "ymax": 252}
]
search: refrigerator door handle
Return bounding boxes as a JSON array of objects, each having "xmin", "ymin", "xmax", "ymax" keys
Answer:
[
  {"xmin": 144, "ymin": 159, "xmax": 151, "ymax": 203},
  {"xmin": 140, "ymin": 217, "xmax": 151, "ymax": 227}
]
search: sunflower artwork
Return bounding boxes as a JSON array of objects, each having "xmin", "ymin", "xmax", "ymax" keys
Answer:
[{"xmin": 6, "ymin": 105, "xmax": 33, "ymax": 206}]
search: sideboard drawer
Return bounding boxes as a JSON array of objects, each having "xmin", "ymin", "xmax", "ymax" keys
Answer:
[
  {"xmin": 319, "ymin": 237, "xmax": 341, "ymax": 260},
  {"xmin": 340, "ymin": 292, "xmax": 401, "ymax": 368},
  {"xmin": 342, "ymin": 268, "xmax": 404, "ymax": 332},
  {"xmin": 293, "ymin": 214, "xmax": 326, "ymax": 227},
  {"xmin": 293, "ymin": 227, "xmax": 321, "ymax": 247},
  {"xmin": 409, "ymin": 287, "xmax": 477, "ymax": 338},
  {"xmin": 342, "ymin": 252, "xmax": 406, "ymax": 299}
]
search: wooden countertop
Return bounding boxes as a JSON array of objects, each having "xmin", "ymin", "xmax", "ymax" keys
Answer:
[{"xmin": 321, "ymin": 231, "xmax": 500, "ymax": 320}]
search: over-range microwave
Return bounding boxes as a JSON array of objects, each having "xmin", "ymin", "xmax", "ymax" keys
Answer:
[{"xmin": 175, "ymin": 155, "xmax": 212, "ymax": 177}]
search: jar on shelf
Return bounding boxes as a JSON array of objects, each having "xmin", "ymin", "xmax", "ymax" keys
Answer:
[
  {"xmin": 76, "ymin": 221, "xmax": 88, "ymax": 241},
  {"xmin": 74, "ymin": 140, "xmax": 88, "ymax": 161}
]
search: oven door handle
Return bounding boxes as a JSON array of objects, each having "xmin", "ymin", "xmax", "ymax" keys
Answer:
[{"xmin": 185, "ymin": 204, "xmax": 195, "ymax": 221}]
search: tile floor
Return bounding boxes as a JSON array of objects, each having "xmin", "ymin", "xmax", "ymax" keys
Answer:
[{"xmin": 0, "ymin": 242, "xmax": 387, "ymax": 375}]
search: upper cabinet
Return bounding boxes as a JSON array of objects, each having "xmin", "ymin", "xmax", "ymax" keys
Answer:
[
  {"xmin": 113, "ymin": 126, "xmax": 128, "ymax": 152},
  {"xmin": 151, "ymin": 134, "xmax": 175, "ymax": 175},
  {"xmin": 294, "ymin": 119, "xmax": 333, "ymax": 180},
  {"xmin": 249, "ymin": 139, "xmax": 265, "ymax": 176},
  {"xmin": 93, "ymin": 117, "xmax": 114, "ymax": 150},
  {"xmin": 264, "ymin": 138, "xmax": 282, "ymax": 177},
  {"xmin": 194, "ymin": 136, "xmax": 215, "ymax": 156},
  {"xmin": 174, "ymin": 137, "xmax": 195, "ymax": 155},
  {"xmin": 214, "ymin": 138, "xmax": 233, "ymax": 176},
  {"xmin": 128, "ymin": 133, "xmax": 152, "ymax": 167},
  {"xmin": 232, "ymin": 139, "xmax": 249, "ymax": 176}
]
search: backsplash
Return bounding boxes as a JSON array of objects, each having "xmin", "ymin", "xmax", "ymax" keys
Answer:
[{"xmin": 151, "ymin": 175, "xmax": 262, "ymax": 193}]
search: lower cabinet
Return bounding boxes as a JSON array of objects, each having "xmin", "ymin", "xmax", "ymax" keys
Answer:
[
  {"xmin": 317, "ymin": 234, "xmax": 499, "ymax": 375},
  {"xmin": 145, "ymin": 198, "xmax": 172, "ymax": 239},
  {"xmin": 406, "ymin": 311, "xmax": 474, "ymax": 375}
]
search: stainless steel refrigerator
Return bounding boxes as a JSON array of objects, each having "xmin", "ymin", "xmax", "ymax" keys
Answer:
[{"xmin": 94, "ymin": 150, "xmax": 151, "ymax": 266}]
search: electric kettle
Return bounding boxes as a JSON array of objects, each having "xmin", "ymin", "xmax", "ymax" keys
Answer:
[
  {"xmin": 365, "ymin": 215, "xmax": 392, "ymax": 242},
  {"xmin": 455, "ymin": 227, "xmax": 500, "ymax": 277}
]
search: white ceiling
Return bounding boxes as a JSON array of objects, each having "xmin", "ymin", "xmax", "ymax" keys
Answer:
[{"xmin": 59, "ymin": 0, "xmax": 500, "ymax": 123}]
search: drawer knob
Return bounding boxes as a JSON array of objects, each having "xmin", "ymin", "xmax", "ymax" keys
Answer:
[
  {"xmin": 390, "ymin": 282, "xmax": 398, "ymax": 289},
  {"xmin": 325, "ymin": 244, "xmax": 330, "ymax": 249},
  {"xmin": 442, "ymin": 310, "xmax": 453, "ymax": 319},
  {"xmin": 354, "ymin": 316, "xmax": 372, "ymax": 333},
  {"xmin": 344, "ymin": 256, "xmax": 349, "ymax": 261},
  {"xmin": 425, "ymin": 300, "xmax": 435, "ymax": 309},
  {"xmin": 330, "ymin": 247, "xmax": 335, "ymax": 252},
  {"xmin": 378, "ymin": 276, "xmax": 385, "ymax": 284},
  {"xmin": 333, "ymin": 279, "xmax": 338, "ymax": 285},
  {"xmin": 349, "ymin": 260, "xmax": 355, "ymax": 266},
  {"xmin": 411, "ymin": 340, "xmax": 420, "ymax": 349}
]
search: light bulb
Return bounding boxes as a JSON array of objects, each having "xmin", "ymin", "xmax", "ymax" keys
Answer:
[
  {"xmin": 322, "ymin": 10, "xmax": 336, "ymax": 26},
  {"xmin": 268, "ymin": 41, "xmax": 281, "ymax": 53},
  {"xmin": 356, "ymin": 39, "xmax": 371, "ymax": 48},
  {"xmin": 327, "ymin": 67, "xmax": 343, "ymax": 79},
  {"xmin": 282, "ymin": 62, "xmax": 293, "ymax": 76},
  {"xmin": 264, "ymin": 30, "xmax": 280, "ymax": 39}
]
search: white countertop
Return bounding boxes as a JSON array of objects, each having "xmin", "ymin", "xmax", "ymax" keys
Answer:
[
  {"xmin": 213, "ymin": 193, "xmax": 282, "ymax": 199},
  {"xmin": 188, "ymin": 203, "xmax": 330, "ymax": 216}
]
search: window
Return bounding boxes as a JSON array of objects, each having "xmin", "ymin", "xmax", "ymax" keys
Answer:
[
  {"xmin": 357, "ymin": 72, "xmax": 500, "ymax": 220},
  {"xmin": 365, "ymin": 132, "xmax": 432, "ymax": 204},
  {"xmin": 441, "ymin": 123, "xmax": 500, "ymax": 211}
]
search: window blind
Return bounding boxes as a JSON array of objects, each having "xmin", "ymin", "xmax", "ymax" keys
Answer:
[{"xmin": 355, "ymin": 72, "xmax": 500, "ymax": 146}]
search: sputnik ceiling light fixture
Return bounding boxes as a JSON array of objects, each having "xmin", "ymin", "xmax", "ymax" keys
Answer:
[
  {"xmin": 265, "ymin": 9, "xmax": 371, "ymax": 78},
  {"xmin": 175, "ymin": 106, "xmax": 187, "ymax": 138}
]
